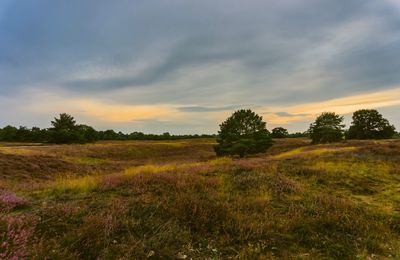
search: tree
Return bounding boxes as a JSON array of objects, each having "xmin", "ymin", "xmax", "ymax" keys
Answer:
[
  {"xmin": 15, "ymin": 126, "xmax": 31, "ymax": 142},
  {"xmin": 309, "ymin": 112, "xmax": 345, "ymax": 144},
  {"xmin": 48, "ymin": 113, "xmax": 98, "ymax": 144},
  {"xmin": 214, "ymin": 109, "xmax": 273, "ymax": 157},
  {"xmin": 77, "ymin": 124, "xmax": 98, "ymax": 143},
  {"xmin": 99, "ymin": 130, "xmax": 119, "ymax": 140},
  {"xmin": 271, "ymin": 127, "xmax": 289, "ymax": 138},
  {"xmin": 51, "ymin": 113, "xmax": 76, "ymax": 130},
  {"xmin": 346, "ymin": 109, "xmax": 396, "ymax": 139},
  {"xmin": 30, "ymin": 127, "xmax": 48, "ymax": 142},
  {"xmin": 288, "ymin": 131, "xmax": 309, "ymax": 138},
  {"xmin": 162, "ymin": 132, "xmax": 171, "ymax": 140},
  {"xmin": 48, "ymin": 113, "xmax": 78, "ymax": 143},
  {"xmin": 0, "ymin": 126, "xmax": 18, "ymax": 141},
  {"xmin": 0, "ymin": 126, "xmax": 49, "ymax": 142}
]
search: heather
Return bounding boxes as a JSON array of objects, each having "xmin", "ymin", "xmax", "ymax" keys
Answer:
[{"xmin": 0, "ymin": 138, "xmax": 399, "ymax": 258}]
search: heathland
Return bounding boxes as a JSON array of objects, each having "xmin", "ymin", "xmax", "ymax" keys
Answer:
[{"xmin": 1, "ymin": 138, "xmax": 399, "ymax": 259}]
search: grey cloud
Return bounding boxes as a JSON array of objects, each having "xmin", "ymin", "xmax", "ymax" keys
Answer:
[
  {"xmin": 178, "ymin": 105, "xmax": 239, "ymax": 113},
  {"xmin": 1, "ymin": 0, "xmax": 400, "ymax": 132},
  {"xmin": 274, "ymin": 112, "xmax": 310, "ymax": 118}
]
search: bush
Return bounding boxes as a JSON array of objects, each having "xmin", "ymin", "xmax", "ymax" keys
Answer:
[
  {"xmin": 309, "ymin": 112, "xmax": 344, "ymax": 144},
  {"xmin": 214, "ymin": 109, "xmax": 272, "ymax": 157}
]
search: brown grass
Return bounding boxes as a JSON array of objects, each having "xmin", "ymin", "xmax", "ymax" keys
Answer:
[{"xmin": 0, "ymin": 138, "xmax": 399, "ymax": 258}]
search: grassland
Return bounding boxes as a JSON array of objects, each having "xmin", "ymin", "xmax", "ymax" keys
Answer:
[{"xmin": 0, "ymin": 138, "xmax": 399, "ymax": 259}]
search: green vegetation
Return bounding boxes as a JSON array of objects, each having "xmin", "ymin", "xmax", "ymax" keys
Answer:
[
  {"xmin": 0, "ymin": 108, "xmax": 399, "ymax": 258},
  {"xmin": 1, "ymin": 109, "xmax": 395, "ymax": 145},
  {"xmin": 214, "ymin": 109, "xmax": 273, "ymax": 157},
  {"xmin": 271, "ymin": 127, "xmax": 289, "ymax": 138},
  {"xmin": 48, "ymin": 113, "xmax": 98, "ymax": 144},
  {"xmin": 347, "ymin": 109, "xmax": 396, "ymax": 139},
  {"xmin": 0, "ymin": 114, "xmax": 216, "ymax": 144},
  {"xmin": 1, "ymin": 138, "xmax": 399, "ymax": 259},
  {"xmin": 309, "ymin": 112, "xmax": 345, "ymax": 144}
]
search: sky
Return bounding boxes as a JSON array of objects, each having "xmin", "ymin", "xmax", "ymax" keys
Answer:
[{"xmin": 1, "ymin": 0, "xmax": 400, "ymax": 134}]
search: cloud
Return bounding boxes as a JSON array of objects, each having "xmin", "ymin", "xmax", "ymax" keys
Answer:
[
  {"xmin": 274, "ymin": 112, "xmax": 310, "ymax": 118},
  {"xmin": 261, "ymin": 87, "xmax": 400, "ymax": 125},
  {"xmin": 24, "ymin": 92, "xmax": 179, "ymax": 124},
  {"xmin": 1, "ymin": 85, "xmax": 400, "ymax": 134},
  {"xmin": 0, "ymin": 0, "xmax": 400, "ymax": 132},
  {"xmin": 178, "ymin": 105, "xmax": 239, "ymax": 112}
]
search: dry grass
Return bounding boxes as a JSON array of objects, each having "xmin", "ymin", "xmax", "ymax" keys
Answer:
[
  {"xmin": 1, "ymin": 138, "xmax": 399, "ymax": 258},
  {"xmin": 272, "ymin": 146, "xmax": 357, "ymax": 159}
]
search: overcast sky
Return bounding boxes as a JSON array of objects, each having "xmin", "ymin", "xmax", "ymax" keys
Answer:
[{"xmin": 1, "ymin": 0, "xmax": 400, "ymax": 134}]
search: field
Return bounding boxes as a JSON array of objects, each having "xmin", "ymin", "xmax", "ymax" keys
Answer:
[{"xmin": 1, "ymin": 138, "xmax": 400, "ymax": 259}]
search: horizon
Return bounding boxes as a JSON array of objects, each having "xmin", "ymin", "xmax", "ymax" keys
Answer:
[
  {"xmin": 1, "ymin": 1, "xmax": 400, "ymax": 134},
  {"xmin": 0, "ymin": 108, "xmax": 397, "ymax": 136}
]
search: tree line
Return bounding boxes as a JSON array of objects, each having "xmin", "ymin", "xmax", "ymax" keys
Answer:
[
  {"xmin": 308, "ymin": 109, "xmax": 397, "ymax": 144},
  {"xmin": 0, "ymin": 113, "xmax": 215, "ymax": 143},
  {"xmin": 214, "ymin": 109, "xmax": 398, "ymax": 157},
  {"xmin": 1, "ymin": 109, "xmax": 398, "ymax": 146},
  {"xmin": 0, "ymin": 113, "xmax": 311, "ymax": 144}
]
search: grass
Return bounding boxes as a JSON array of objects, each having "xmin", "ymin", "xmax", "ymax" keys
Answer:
[
  {"xmin": 0, "ymin": 138, "xmax": 399, "ymax": 258},
  {"xmin": 50, "ymin": 175, "xmax": 99, "ymax": 193},
  {"xmin": 63, "ymin": 156, "xmax": 110, "ymax": 165},
  {"xmin": 272, "ymin": 146, "xmax": 357, "ymax": 159}
]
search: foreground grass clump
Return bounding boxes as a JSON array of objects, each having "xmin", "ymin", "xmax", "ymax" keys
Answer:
[{"xmin": 0, "ymin": 139, "xmax": 399, "ymax": 258}]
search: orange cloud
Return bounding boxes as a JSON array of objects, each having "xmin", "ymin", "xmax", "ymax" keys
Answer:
[
  {"xmin": 72, "ymin": 100, "xmax": 177, "ymax": 122},
  {"xmin": 261, "ymin": 87, "xmax": 400, "ymax": 124},
  {"xmin": 26, "ymin": 87, "xmax": 400, "ymax": 127}
]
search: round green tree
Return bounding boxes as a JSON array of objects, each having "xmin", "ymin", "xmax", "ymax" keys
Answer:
[
  {"xmin": 309, "ymin": 112, "xmax": 345, "ymax": 144},
  {"xmin": 271, "ymin": 127, "xmax": 289, "ymax": 138},
  {"xmin": 346, "ymin": 109, "xmax": 396, "ymax": 139},
  {"xmin": 214, "ymin": 109, "xmax": 272, "ymax": 157}
]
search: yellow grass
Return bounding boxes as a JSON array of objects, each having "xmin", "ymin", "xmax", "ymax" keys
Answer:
[
  {"xmin": 63, "ymin": 156, "xmax": 109, "ymax": 165},
  {"xmin": 0, "ymin": 146, "xmax": 44, "ymax": 156},
  {"xmin": 45, "ymin": 157, "xmax": 233, "ymax": 193},
  {"xmin": 272, "ymin": 146, "xmax": 357, "ymax": 159},
  {"xmin": 124, "ymin": 157, "xmax": 232, "ymax": 177},
  {"xmin": 51, "ymin": 175, "xmax": 99, "ymax": 193}
]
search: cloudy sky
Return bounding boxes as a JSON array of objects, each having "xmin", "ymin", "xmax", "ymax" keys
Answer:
[{"xmin": 1, "ymin": 0, "xmax": 400, "ymax": 134}]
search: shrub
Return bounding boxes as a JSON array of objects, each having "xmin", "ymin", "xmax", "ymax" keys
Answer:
[
  {"xmin": 0, "ymin": 190, "xmax": 30, "ymax": 211},
  {"xmin": 214, "ymin": 109, "xmax": 272, "ymax": 157}
]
